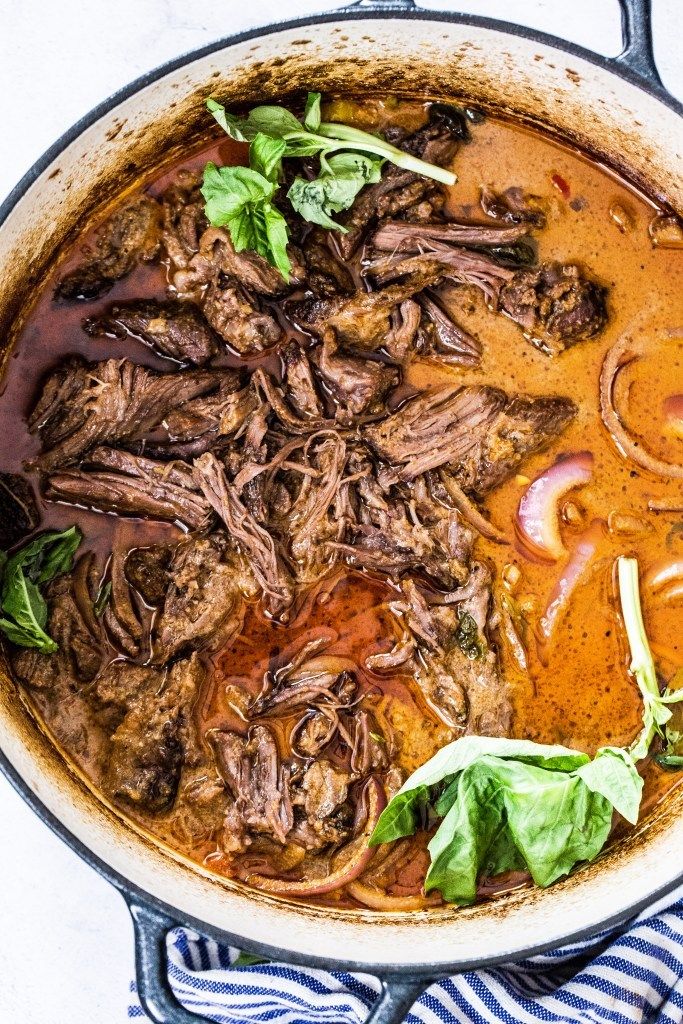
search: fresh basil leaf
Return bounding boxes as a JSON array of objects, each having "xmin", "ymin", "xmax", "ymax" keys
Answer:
[
  {"xmin": 0, "ymin": 526, "xmax": 82, "ymax": 653},
  {"xmin": 0, "ymin": 561, "xmax": 56, "ymax": 652},
  {"xmin": 303, "ymin": 92, "xmax": 322, "ymax": 131},
  {"xmin": 370, "ymin": 736, "xmax": 588, "ymax": 846},
  {"xmin": 201, "ymin": 162, "xmax": 277, "ymax": 222},
  {"xmin": 7, "ymin": 525, "xmax": 82, "ymax": 586},
  {"xmin": 655, "ymin": 754, "xmax": 683, "ymax": 771},
  {"xmin": 261, "ymin": 204, "xmax": 291, "ymax": 280},
  {"xmin": 201, "ymin": 162, "xmax": 291, "ymax": 281},
  {"xmin": 249, "ymin": 134, "xmax": 286, "ymax": 182},
  {"xmin": 206, "ymin": 98, "xmax": 252, "ymax": 142},
  {"xmin": 574, "ymin": 746, "xmax": 642, "ymax": 824},
  {"xmin": 288, "ymin": 152, "xmax": 383, "ymax": 231},
  {"xmin": 425, "ymin": 766, "xmax": 506, "ymax": 905},
  {"xmin": 244, "ymin": 104, "xmax": 303, "ymax": 139}
]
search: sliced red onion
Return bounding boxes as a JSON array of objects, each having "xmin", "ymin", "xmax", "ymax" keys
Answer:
[
  {"xmin": 246, "ymin": 777, "xmax": 386, "ymax": 897},
  {"xmin": 538, "ymin": 520, "xmax": 604, "ymax": 646},
  {"xmin": 644, "ymin": 558, "xmax": 683, "ymax": 603},
  {"xmin": 516, "ymin": 452, "xmax": 593, "ymax": 561},
  {"xmin": 663, "ymin": 395, "xmax": 683, "ymax": 439},
  {"xmin": 346, "ymin": 880, "xmax": 442, "ymax": 911}
]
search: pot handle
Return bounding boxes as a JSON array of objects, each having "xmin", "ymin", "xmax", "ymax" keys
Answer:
[
  {"xmin": 342, "ymin": 0, "xmax": 666, "ymax": 97},
  {"xmin": 613, "ymin": 0, "xmax": 664, "ymax": 92},
  {"xmin": 126, "ymin": 896, "xmax": 434, "ymax": 1024}
]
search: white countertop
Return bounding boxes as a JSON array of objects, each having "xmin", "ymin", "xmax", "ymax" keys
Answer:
[{"xmin": 0, "ymin": 2, "xmax": 681, "ymax": 1021}]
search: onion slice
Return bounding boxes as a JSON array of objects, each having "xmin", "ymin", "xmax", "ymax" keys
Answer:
[
  {"xmin": 538, "ymin": 520, "xmax": 604, "ymax": 647},
  {"xmin": 599, "ymin": 337, "xmax": 683, "ymax": 479},
  {"xmin": 663, "ymin": 395, "xmax": 683, "ymax": 439},
  {"xmin": 246, "ymin": 777, "xmax": 386, "ymax": 897},
  {"xmin": 346, "ymin": 880, "xmax": 442, "ymax": 911},
  {"xmin": 516, "ymin": 452, "xmax": 593, "ymax": 561},
  {"xmin": 644, "ymin": 558, "xmax": 683, "ymax": 603}
]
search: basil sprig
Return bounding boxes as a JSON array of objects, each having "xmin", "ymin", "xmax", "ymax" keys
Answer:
[
  {"xmin": 0, "ymin": 526, "xmax": 82, "ymax": 653},
  {"xmin": 202, "ymin": 92, "xmax": 457, "ymax": 280}
]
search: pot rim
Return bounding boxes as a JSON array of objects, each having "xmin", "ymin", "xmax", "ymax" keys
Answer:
[{"xmin": 1, "ymin": 3, "xmax": 682, "ymax": 975}]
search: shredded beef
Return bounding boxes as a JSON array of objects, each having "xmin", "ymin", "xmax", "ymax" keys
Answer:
[{"xmin": 0, "ymin": 472, "xmax": 38, "ymax": 548}]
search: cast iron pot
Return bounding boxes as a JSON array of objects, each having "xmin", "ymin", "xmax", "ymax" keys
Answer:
[{"xmin": 0, "ymin": 2, "xmax": 681, "ymax": 1022}]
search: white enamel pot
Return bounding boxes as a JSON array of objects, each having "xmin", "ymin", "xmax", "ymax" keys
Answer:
[{"xmin": 0, "ymin": 2, "xmax": 681, "ymax": 1022}]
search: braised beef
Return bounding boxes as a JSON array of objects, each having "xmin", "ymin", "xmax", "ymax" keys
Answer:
[
  {"xmin": 55, "ymin": 196, "xmax": 162, "ymax": 301},
  {"xmin": 201, "ymin": 277, "xmax": 282, "ymax": 354},
  {"xmin": 365, "ymin": 384, "xmax": 576, "ymax": 494},
  {"xmin": 500, "ymin": 262, "xmax": 608, "ymax": 355},
  {"xmin": 371, "ymin": 219, "xmax": 530, "ymax": 251},
  {"xmin": 153, "ymin": 532, "xmax": 257, "ymax": 662},
  {"xmin": 193, "ymin": 453, "xmax": 294, "ymax": 619},
  {"xmin": 83, "ymin": 299, "xmax": 218, "ymax": 365},
  {"xmin": 104, "ymin": 654, "xmax": 203, "ymax": 813},
  {"xmin": 396, "ymin": 565, "xmax": 512, "ymax": 736},
  {"xmin": 314, "ymin": 331, "xmax": 398, "ymax": 418},
  {"xmin": 46, "ymin": 448, "xmax": 213, "ymax": 531},
  {"xmin": 301, "ymin": 229, "xmax": 354, "ymax": 297},
  {"xmin": 125, "ymin": 545, "xmax": 172, "ymax": 606},
  {"xmin": 212, "ymin": 725, "xmax": 294, "ymax": 852},
  {"xmin": 480, "ymin": 185, "xmax": 547, "ymax": 227},
  {"xmin": 30, "ymin": 358, "xmax": 219, "ymax": 471}
]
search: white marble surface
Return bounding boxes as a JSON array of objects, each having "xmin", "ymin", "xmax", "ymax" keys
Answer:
[{"xmin": 0, "ymin": 2, "xmax": 681, "ymax": 1022}]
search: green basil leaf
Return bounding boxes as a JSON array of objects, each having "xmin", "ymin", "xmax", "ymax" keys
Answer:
[
  {"xmin": 303, "ymin": 92, "xmax": 322, "ymax": 131},
  {"xmin": 261, "ymin": 204, "xmax": 291, "ymax": 280},
  {"xmin": 245, "ymin": 104, "xmax": 303, "ymax": 139},
  {"xmin": 425, "ymin": 767, "xmax": 505, "ymax": 905},
  {"xmin": 6, "ymin": 525, "xmax": 82, "ymax": 586},
  {"xmin": 206, "ymin": 98, "xmax": 252, "ymax": 142},
  {"xmin": 201, "ymin": 162, "xmax": 277, "ymax": 223},
  {"xmin": 574, "ymin": 746, "xmax": 642, "ymax": 824},
  {"xmin": 370, "ymin": 736, "xmax": 588, "ymax": 846},
  {"xmin": 0, "ymin": 526, "xmax": 82, "ymax": 653},
  {"xmin": 0, "ymin": 562, "xmax": 56, "ymax": 652},
  {"xmin": 287, "ymin": 152, "xmax": 383, "ymax": 231},
  {"xmin": 250, "ymin": 134, "xmax": 286, "ymax": 182}
]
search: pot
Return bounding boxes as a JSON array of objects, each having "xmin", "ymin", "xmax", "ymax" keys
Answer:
[{"xmin": 0, "ymin": 2, "xmax": 681, "ymax": 1022}]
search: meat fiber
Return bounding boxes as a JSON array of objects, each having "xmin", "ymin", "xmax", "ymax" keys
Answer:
[{"xmin": 83, "ymin": 299, "xmax": 218, "ymax": 365}]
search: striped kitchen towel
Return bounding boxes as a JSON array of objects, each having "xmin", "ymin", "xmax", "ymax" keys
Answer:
[{"xmin": 129, "ymin": 885, "xmax": 683, "ymax": 1023}]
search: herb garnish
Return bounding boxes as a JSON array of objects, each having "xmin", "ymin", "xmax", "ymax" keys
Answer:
[
  {"xmin": 370, "ymin": 554, "xmax": 676, "ymax": 904},
  {"xmin": 202, "ymin": 93, "xmax": 458, "ymax": 279},
  {"xmin": 0, "ymin": 527, "xmax": 82, "ymax": 652}
]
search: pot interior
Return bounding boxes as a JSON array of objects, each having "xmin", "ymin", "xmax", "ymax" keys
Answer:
[{"xmin": 0, "ymin": 13, "xmax": 681, "ymax": 969}]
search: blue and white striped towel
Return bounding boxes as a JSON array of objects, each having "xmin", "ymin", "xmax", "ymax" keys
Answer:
[{"xmin": 129, "ymin": 885, "xmax": 683, "ymax": 1023}]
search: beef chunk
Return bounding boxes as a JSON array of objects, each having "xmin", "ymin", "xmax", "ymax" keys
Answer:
[
  {"xmin": 101, "ymin": 543, "xmax": 145, "ymax": 659},
  {"xmin": 371, "ymin": 219, "xmax": 530, "ymax": 252},
  {"xmin": 365, "ymin": 384, "xmax": 576, "ymax": 495},
  {"xmin": 460, "ymin": 394, "xmax": 578, "ymax": 495},
  {"xmin": 292, "ymin": 761, "xmax": 351, "ymax": 849},
  {"xmin": 151, "ymin": 375, "xmax": 257, "ymax": 459},
  {"xmin": 480, "ymin": 185, "xmax": 547, "ymax": 227},
  {"xmin": 281, "ymin": 342, "xmax": 325, "ymax": 421},
  {"xmin": 193, "ymin": 453, "xmax": 294, "ymax": 620},
  {"xmin": 336, "ymin": 465, "xmax": 473, "ymax": 588},
  {"xmin": 396, "ymin": 566, "xmax": 512, "ymax": 736},
  {"xmin": 11, "ymin": 570, "xmax": 105, "ymax": 762},
  {"xmin": 289, "ymin": 264, "xmax": 443, "ymax": 351},
  {"xmin": 153, "ymin": 532, "xmax": 257, "ymax": 663},
  {"xmin": 104, "ymin": 654, "xmax": 203, "ymax": 813},
  {"xmin": 55, "ymin": 196, "xmax": 162, "ymax": 300},
  {"xmin": 125, "ymin": 545, "xmax": 172, "ymax": 606},
  {"xmin": 500, "ymin": 262, "xmax": 607, "ymax": 355},
  {"xmin": 180, "ymin": 226, "xmax": 299, "ymax": 298},
  {"xmin": 212, "ymin": 725, "xmax": 294, "ymax": 853},
  {"xmin": 301, "ymin": 229, "xmax": 354, "ymax": 297},
  {"xmin": 365, "ymin": 245, "xmax": 515, "ymax": 307},
  {"xmin": 29, "ymin": 358, "xmax": 219, "ymax": 471},
  {"xmin": 416, "ymin": 293, "xmax": 482, "ymax": 367},
  {"xmin": 202, "ymin": 277, "xmax": 282, "ymax": 354},
  {"xmin": 83, "ymin": 300, "xmax": 218, "ymax": 365},
  {"xmin": 46, "ymin": 448, "xmax": 213, "ymax": 531},
  {"xmin": 0, "ymin": 472, "xmax": 39, "ymax": 548},
  {"xmin": 160, "ymin": 170, "xmax": 206, "ymax": 271},
  {"xmin": 314, "ymin": 331, "xmax": 398, "ymax": 419}
]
